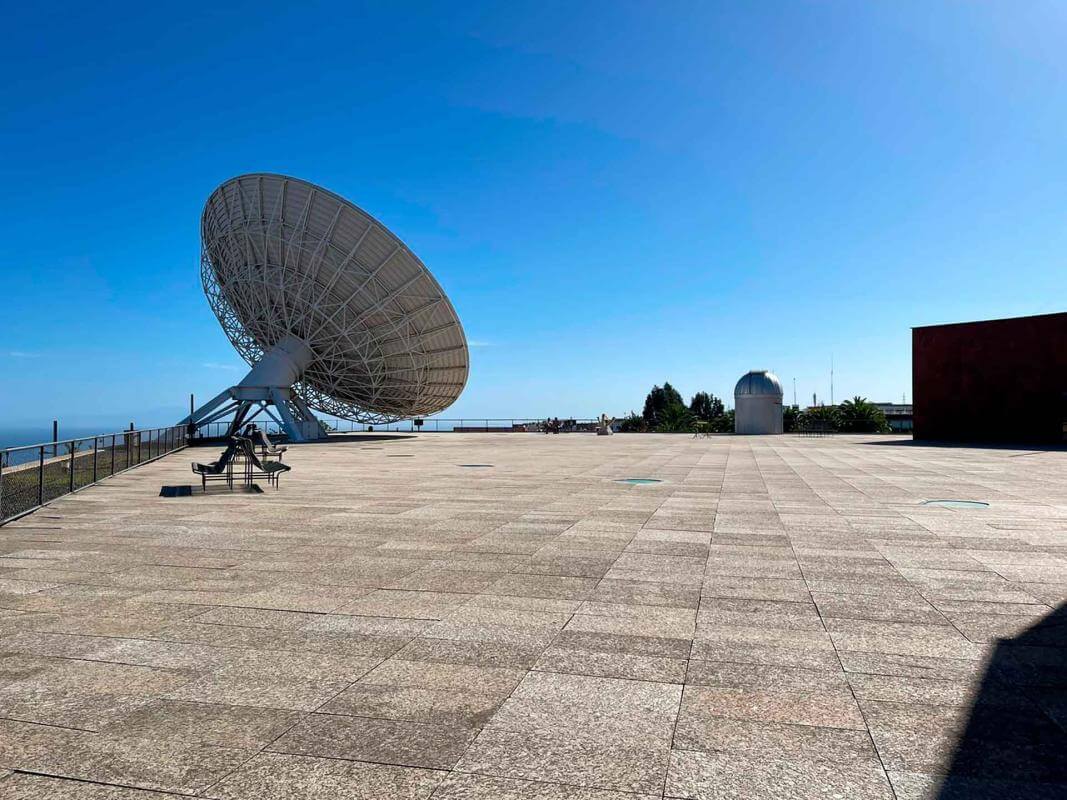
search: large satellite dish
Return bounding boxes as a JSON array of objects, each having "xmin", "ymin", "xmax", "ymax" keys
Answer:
[{"xmin": 182, "ymin": 173, "xmax": 469, "ymax": 441}]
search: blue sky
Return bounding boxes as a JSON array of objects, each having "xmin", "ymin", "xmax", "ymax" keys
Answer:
[{"xmin": 3, "ymin": 1, "xmax": 1066, "ymax": 428}]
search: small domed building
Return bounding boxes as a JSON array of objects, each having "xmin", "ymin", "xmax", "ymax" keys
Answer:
[{"xmin": 734, "ymin": 370, "xmax": 784, "ymax": 434}]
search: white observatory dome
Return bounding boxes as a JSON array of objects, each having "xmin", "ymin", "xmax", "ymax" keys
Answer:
[
  {"xmin": 734, "ymin": 370, "xmax": 784, "ymax": 434},
  {"xmin": 734, "ymin": 370, "xmax": 783, "ymax": 398}
]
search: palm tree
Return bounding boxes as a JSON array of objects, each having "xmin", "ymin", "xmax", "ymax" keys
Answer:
[{"xmin": 838, "ymin": 397, "xmax": 890, "ymax": 433}]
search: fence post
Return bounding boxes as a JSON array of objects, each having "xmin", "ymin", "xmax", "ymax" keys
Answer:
[
  {"xmin": 37, "ymin": 447, "xmax": 44, "ymax": 507},
  {"xmin": 93, "ymin": 437, "xmax": 98, "ymax": 483},
  {"xmin": 68, "ymin": 442, "xmax": 75, "ymax": 493}
]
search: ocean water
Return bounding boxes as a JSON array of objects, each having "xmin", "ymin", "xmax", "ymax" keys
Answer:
[
  {"xmin": 0, "ymin": 427, "xmax": 113, "ymax": 451},
  {"xmin": 0, "ymin": 424, "xmax": 168, "ymax": 467}
]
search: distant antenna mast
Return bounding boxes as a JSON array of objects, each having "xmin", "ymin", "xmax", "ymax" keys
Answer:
[
  {"xmin": 830, "ymin": 355, "xmax": 835, "ymax": 406},
  {"xmin": 793, "ymin": 378, "xmax": 797, "ymax": 407}
]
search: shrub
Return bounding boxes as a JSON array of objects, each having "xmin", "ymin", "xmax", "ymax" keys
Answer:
[
  {"xmin": 656, "ymin": 404, "xmax": 697, "ymax": 433},
  {"xmin": 617, "ymin": 412, "xmax": 647, "ymax": 433}
]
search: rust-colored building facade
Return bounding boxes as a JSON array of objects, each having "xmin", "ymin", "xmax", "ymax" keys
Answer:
[{"xmin": 913, "ymin": 312, "xmax": 1067, "ymax": 443}]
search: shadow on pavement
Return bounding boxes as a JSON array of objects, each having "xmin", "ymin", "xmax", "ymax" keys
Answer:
[
  {"xmin": 862, "ymin": 438, "xmax": 1067, "ymax": 453},
  {"xmin": 319, "ymin": 433, "xmax": 417, "ymax": 443},
  {"xmin": 934, "ymin": 602, "xmax": 1067, "ymax": 798}
]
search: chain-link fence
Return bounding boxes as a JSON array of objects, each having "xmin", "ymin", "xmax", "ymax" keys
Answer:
[{"xmin": 0, "ymin": 426, "xmax": 188, "ymax": 525}]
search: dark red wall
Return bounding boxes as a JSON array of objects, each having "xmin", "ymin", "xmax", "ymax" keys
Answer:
[{"xmin": 913, "ymin": 313, "xmax": 1067, "ymax": 443}]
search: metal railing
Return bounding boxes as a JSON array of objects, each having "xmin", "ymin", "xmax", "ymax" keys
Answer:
[
  {"xmin": 193, "ymin": 418, "xmax": 601, "ymax": 438},
  {"xmin": 0, "ymin": 425, "xmax": 188, "ymax": 525},
  {"xmin": 797, "ymin": 420, "xmax": 836, "ymax": 437}
]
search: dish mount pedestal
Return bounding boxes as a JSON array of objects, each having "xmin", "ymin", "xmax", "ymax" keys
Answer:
[{"xmin": 182, "ymin": 336, "xmax": 329, "ymax": 442}]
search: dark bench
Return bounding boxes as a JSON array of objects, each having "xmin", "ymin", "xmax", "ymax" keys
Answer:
[
  {"xmin": 191, "ymin": 438, "xmax": 241, "ymax": 490},
  {"xmin": 253, "ymin": 428, "xmax": 287, "ymax": 460},
  {"xmin": 191, "ymin": 435, "xmax": 291, "ymax": 490},
  {"xmin": 239, "ymin": 424, "xmax": 287, "ymax": 460},
  {"xmin": 234, "ymin": 436, "xmax": 291, "ymax": 488}
]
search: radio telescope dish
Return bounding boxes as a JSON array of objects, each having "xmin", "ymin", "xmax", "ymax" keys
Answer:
[{"xmin": 182, "ymin": 173, "xmax": 468, "ymax": 441}]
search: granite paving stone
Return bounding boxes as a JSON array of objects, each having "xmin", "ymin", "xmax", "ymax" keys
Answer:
[
  {"xmin": 861, "ymin": 698, "xmax": 1067, "ymax": 781},
  {"xmin": 101, "ymin": 698, "xmax": 302, "ymax": 747},
  {"xmin": 672, "ymin": 715, "xmax": 879, "ymax": 764},
  {"xmin": 588, "ymin": 579, "xmax": 700, "ymax": 608},
  {"xmin": 319, "ymin": 682, "xmax": 505, "ymax": 727},
  {"xmin": 29, "ymin": 733, "xmax": 254, "ymax": 795},
  {"xmin": 457, "ymin": 727, "xmax": 671, "ymax": 794},
  {"xmin": 695, "ymin": 597, "xmax": 824, "ymax": 630},
  {"xmin": 432, "ymin": 773, "xmax": 661, "ymax": 799},
  {"xmin": 533, "ymin": 646, "xmax": 687, "ymax": 683},
  {"xmin": 886, "ymin": 770, "xmax": 1067, "ymax": 800},
  {"xmin": 268, "ymin": 712, "xmax": 475, "ymax": 769},
  {"xmin": 0, "ymin": 773, "xmax": 179, "ymax": 798},
  {"xmin": 665, "ymin": 749, "xmax": 895, "ymax": 799},
  {"xmin": 552, "ymin": 629, "xmax": 693, "ymax": 659},
  {"xmin": 162, "ymin": 651, "xmax": 380, "ymax": 711},
  {"xmin": 811, "ymin": 591, "xmax": 946, "ymax": 624},
  {"xmin": 205, "ymin": 752, "xmax": 444, "ymax": 800},
  {"xmin": 679, "ymin": 685, "xmax": 867, "ymax": 730},
  {"xmin": 684, "ymin": 660, "xmax": 849, "ymax": 691},
  {"xmin": 0, "ymin": 432, "xmax": 1063, "ymax": 798},
  {"xmin": 393, "ymin": 634, "xmax": 546, "ymax": 668},
  {"xmin": 837, "ymin": 651, "xmax": 990, "ymax": 681},
  {"xmin": 0, "ymin": 718, "xmax": 86, "ymax": 770},
  {"xmin": 359, "ymin": 658, "xmax": 525, "ymax": 694}
]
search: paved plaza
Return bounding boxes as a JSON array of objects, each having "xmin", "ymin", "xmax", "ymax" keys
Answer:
[{"xmin": 0, "ymin": 432, "xmax": 1064, "ymax": 799}]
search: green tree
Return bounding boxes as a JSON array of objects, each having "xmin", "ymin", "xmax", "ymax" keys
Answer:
[
  {"xmin": 707, "ymin": 409, "xmax": 736, "ymax": 433},
  {"xmin": 837, "ymin": 397, "xmax": 890, "ymax": 433},
  {"xmin": 663, "ymin": 382, "xmax": 684, "ymax": 408},
  {"xmin": 642, "ymin": 386, "xmax": 665, "ymax": 427},
  {"xmin": 642, "ymin": 382, "xmax": 685, "ymax": 428},
  {"xmin": 656, "ymin": 404, "xmax": 696, "ymax": 433},
  {"xmin": 689, "ymin": 391, "xmax": 725, "ymax": 422}
]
